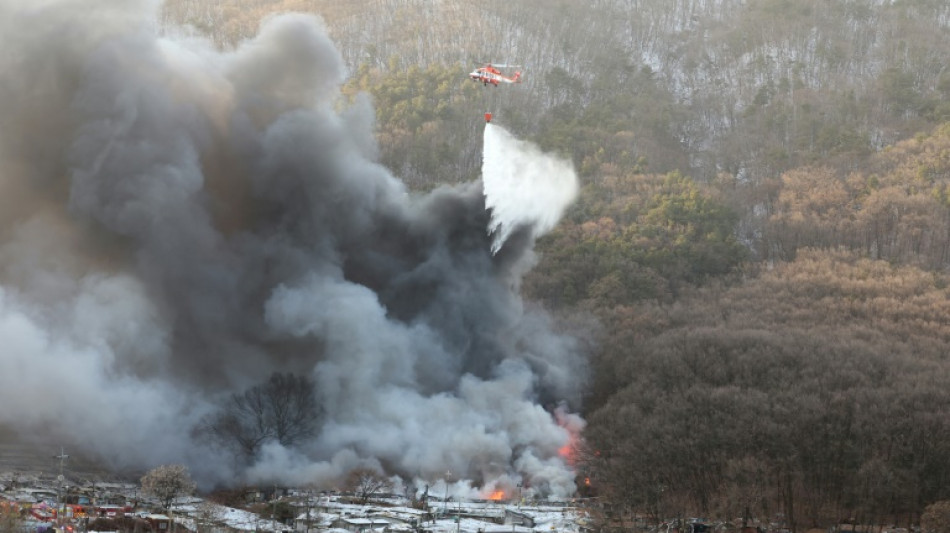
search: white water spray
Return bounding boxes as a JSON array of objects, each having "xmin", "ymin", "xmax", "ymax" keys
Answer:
[{"xmin": 482, "ymin": 124, "xmax": 579, "ymax": 254}]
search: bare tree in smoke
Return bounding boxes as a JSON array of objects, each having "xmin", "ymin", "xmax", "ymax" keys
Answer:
[
  {"xmin": 201, "ymin": 373, "xmax": 320, "ymax": 461},
  {"xmin": 345, "ymin": 468, "xmax": 392, "ymax": 505}
]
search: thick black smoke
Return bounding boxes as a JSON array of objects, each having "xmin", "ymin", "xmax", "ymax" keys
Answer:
[{"xmin": 0, "ymin": 0, "xmax": 586, "ymax": 496}]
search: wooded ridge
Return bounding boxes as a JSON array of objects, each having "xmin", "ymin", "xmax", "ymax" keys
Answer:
[{"xmin": 162, "ymin": 0, "xmax": 950, "ymax": 528}]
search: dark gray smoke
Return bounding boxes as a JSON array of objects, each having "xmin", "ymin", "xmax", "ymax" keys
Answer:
[{"xmin": 0, "ymin": 0, "xmax": 586, "ymax": 496}]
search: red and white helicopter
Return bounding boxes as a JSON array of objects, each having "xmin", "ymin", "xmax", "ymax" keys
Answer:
[{"xmin": 469, "ymin": 63, "xmax": 522, "ymax": 86}]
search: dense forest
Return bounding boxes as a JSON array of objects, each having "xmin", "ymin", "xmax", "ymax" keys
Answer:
[{"xmin": 162, "ymin": 0, "xmax": 950, "ymax": 529}]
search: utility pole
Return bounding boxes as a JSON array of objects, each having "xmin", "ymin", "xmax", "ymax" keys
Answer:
[
  {"xmin": 271, "ymin": 485, "xmax": 278, "ymax": 533},
  {"xmin": 54, "ymin": 448, "xmax": 69, "ymax": 525},
  {"xmin": 304, "ymin": 489, "xmax": 311, "ymax": 533},
  {"xmin": 443, "ymin": 472, "xmax": 450, "ymax": 518}
]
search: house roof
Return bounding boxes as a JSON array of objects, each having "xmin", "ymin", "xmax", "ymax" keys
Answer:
[{"xmin": 334, "ymin": 517, "xmax": 388, "ymax": 525}]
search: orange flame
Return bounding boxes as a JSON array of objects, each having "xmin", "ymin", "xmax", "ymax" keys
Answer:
[
  {"xmin": 558, "ymin": 442, "xmax": 573, "ymax": 459},
  {"xmin": 555, "ymin": 408, "xmax": 585, "ymax": 468},
  {"xmin": 558, "ymin": 434, "xmax": 578, "ymax": 466},
  {"xmin": 488, "ymin": 490, "xmax": 505, "ymax": 501}
]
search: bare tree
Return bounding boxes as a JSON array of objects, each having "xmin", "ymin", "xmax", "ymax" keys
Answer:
[
  {"xmin": 202, "ymin": 372, "xmax": 320, "ymax": 460},
  {"xmin": 345, "ymin": 468, "xmax": 392, "ymax": 505},
  {"xmin": 141, "ymin": 464, "xmax": 197, "ymax": 511}
]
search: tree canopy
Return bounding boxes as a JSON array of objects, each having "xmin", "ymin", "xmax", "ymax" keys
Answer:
[{"xmin": 141, "ymin": 464, "xmax": 198, "ymax": 511}]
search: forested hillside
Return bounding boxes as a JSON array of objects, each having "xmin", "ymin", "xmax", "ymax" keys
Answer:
[
  {"xmin": 163, "ymin": 0, "xmax": 950, "ymax": 527},
  {"xmin": 585, "ymin": 248, "xmax": 950, "ymax": 528}
]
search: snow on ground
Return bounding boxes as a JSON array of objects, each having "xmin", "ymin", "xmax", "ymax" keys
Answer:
[
  {"xmin": 170, "ymin": 501, "xmax": 283, "ymax": 532},
  {"xmin": 290, "ymin": 497, "xmax": 584, "ymax": 533},
  {"xmin": 212, "ymin": 505, "xmax": 284, "ymax": 531},
  {"xmin": 0, "ymin": 476, "xmax": 584, "ymax": 533}
]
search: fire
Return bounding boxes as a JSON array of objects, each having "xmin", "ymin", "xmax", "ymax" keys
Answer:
[
  {"xmin": 557, "ymin": 431, "xmax": 579, "ymax": 466},
  {"xmin": 488, "ymin": 490, "xmax": 505, "ymax": 501},
  {"xmin": 558, "ymin": 442, "xmax": 574, "ymax": 461},
  {"xmin": 555, "ymin": 407, "xmax": 585, "ymax": 468}
]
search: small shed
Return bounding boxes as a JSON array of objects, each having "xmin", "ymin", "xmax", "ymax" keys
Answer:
[
  {"xmin": 329, "ymin": 517, "xmax": 388, "ymax": 533},
  {"xmin": 145, "ymin": 514, "xmax": 171, "ymax": 532},
  {"xmin": 503, "ymin": 510, "xmax": 534, "ymax": 528}
]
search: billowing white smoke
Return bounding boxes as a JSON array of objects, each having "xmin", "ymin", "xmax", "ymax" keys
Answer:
[
  {"xmin": 0, "ymin": 0, "xmax": 586, "ymax": 497},
  {"xmin": 482, "ymin": 124, "xmax": 579, "ymax": 254}
]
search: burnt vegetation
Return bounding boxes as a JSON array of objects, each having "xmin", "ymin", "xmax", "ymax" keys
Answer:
[{"xmin": 165, "ymin": 0, "xmax": 950, "ymax": 528}]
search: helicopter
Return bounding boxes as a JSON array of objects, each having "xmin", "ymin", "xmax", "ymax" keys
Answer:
[{"xmin": 469, "ymin": 63, "xmax": 522, "ymax": 86}]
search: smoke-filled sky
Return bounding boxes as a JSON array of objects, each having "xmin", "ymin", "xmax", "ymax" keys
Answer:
[{"xmin": 0, "ymin": 0, "xmax": 585, "ymax": 496}]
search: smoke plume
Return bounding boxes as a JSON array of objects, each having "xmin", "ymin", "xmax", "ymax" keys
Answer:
[{"xmin": 0, "ymin": 0, "xmax": 586, "ymax": 497}]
